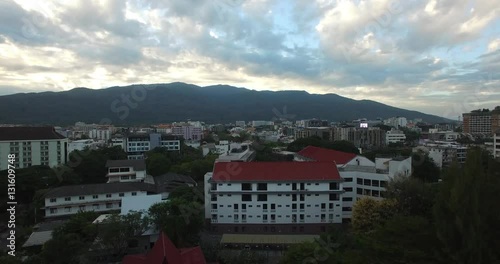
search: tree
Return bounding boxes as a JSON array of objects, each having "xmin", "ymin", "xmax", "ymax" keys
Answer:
[
  {"xmin": 279, "ymin": 241, "xmax": 320, "ymax": 264},
  {"xmin": 351, "ymin": 197, "xmax": 398, "ymax": 234},
  {"xmin": 385, "ymin": 175, "xmax": 437, "ymax": 219},
  {"xmin": 52, "ymin": 211, "xmax": 98, "ymax": 243},
  {"xmin": 149, "ymin": 199, "xmax": 204, "ymax": 247},
  {"xmin": 168, "ymin": 186, "xmax": 204, "ymax": 203},
  {"xmin": 434, "ymin": 148, "xmax": 500, "ymax": 263},
  {"xmin": 411, "ymin": 152, "xmax": 440, "ymax": 182},
  {"xmin": 41, "ymin": 233, "xmax": 87, "ymax": 264},
  {"xmin": 146, "ymin": 153, "xmax": 171, "ymax": 176},
  {"xmin": 92, "ymin": 212, "xmax": 150, "ymax": 258},
  {"xmin": 287, "ymin": 136, "xmax": 359, "ymax": 154},
  {"xmin": 69, "ymin": 146, "xmax": 127, "ymax": 184}
]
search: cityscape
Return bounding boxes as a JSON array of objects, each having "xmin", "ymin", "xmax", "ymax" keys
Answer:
[{"xmin": 1, "ymin": 0, "xmax": 500, "ymax": 264}]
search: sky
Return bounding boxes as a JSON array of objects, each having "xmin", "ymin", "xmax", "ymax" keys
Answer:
[{"xmin": 0, "ymin": 0, "xmax": 499, "ymax": 119}]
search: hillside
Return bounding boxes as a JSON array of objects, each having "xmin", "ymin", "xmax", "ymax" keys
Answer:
[{"xmin": 0, "ymin": 82, "xmax": 448, "ymax": 125}]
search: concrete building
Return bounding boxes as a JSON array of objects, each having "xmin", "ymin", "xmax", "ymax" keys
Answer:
[
  {"xmin": 88, "ymin": 128, "xmax": 111, "ymax": 141},
  {"xmin": 332, "ymin": 127, "xmax": 355, "ymax": 141},
  {"xmin": 171, "ymin": 126, "xmax": 203, "ymax": 141},
  {"xmin": 348, "ymin": 127, "xmax": 386, "ymax": 149},
  {"xmin": 294, "ymin": 127, "xmax": 332, "ymax": 141},
  {"xmin": 296, "ymin": 119, "xmax": 329, "ymax": 128},
  {"xmin": 235, "ymin": 121, "xmax": 246, "ymax": 127},
  {"xmin": 386, "ymin": 129, "xmax": 406, "ymax": 145},
  {"xmin": 43, "ymin": 182, "xmax": 157, "ymax": 218},
  {"xmin": 414, "ymin": 141, "xmax": 467, "ymax": 168},
  {"xmin": 0, "ymin": 127, "xmax": 68, "ymax": 170},
  {"xmin": 105, "ymin": 159, "xmax": 147, "ymax": 183},
  {"xmin": 462, "ymin": 107, "xmax": 500, "ymax": 135},
  {"xmin": 154, "ymin": 173, "xmax": 197, "ymax": 200},
  {"xmin": 216, "ymin": 142, "xmax": 256, "ymax": 162},
  {"xmin": 251, "ymin": 121, "xmax": 274, "ymax": 127},
  {"xmin": 68, "ymin": 139, "xmax": 100, "ymax": 154},
  {"xmin": 204, "ymin": 162, "xmax": 344, "ymax": 234},
  {"xmin": 126, "ymin": 134, "xmax": 181, "ymax": 159},
  {"xmin": 384, "ymin": 117, "xmax": 408, "ymax": 129},
  {"xmin": 296, "ymin": 146, "xmax": 411, "ymax": 220}
]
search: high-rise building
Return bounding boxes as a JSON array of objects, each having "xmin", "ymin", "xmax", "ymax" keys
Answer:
[
  {"xmin": 0, "ymin": 127, "xmax": 68, "ymax": 170},
  {"xmin": 462, "ymin": 107, "xmax": 500, "ymax": 135}
]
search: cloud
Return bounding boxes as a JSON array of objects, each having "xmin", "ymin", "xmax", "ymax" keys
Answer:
[{"xmin": 0, "ymin": 0, "xmax": 498, "ymax": 117}]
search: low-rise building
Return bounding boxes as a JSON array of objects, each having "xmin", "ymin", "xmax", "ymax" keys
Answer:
[
  {"xmin": 105, "ymin": 159, "xmax": 147, "ymax": 183},
  {"xmin": 126, "ymin": 133, "xmax": 181, "ymax": 159},
  {"xmin": 386, "ymin": 129, "xmax": 406, "ymax": 145},
  {"xmin": 154, "ymin": 173, "xmax": 197, "ymax": 199},
  {"xmin": 0, "ymin": 127, "xmax": 68, "ymax": 170},
  {"xmin": 204, "ymin": 161, "xmax": 344, "ymax": 234},
  {"xmin": 216, "ymin": 143, "xmax": 255, "ymax": 162},
  {"xmin": 43, "ymin": 182, "xmax": 157, "ymax": 218},
  {"xmin": 414, "ymin": 141, "xmax": 467, "ymax": 168},
  {"xmin": 494, "ymin": 132, "xmax": 500, "ymax": 158}
]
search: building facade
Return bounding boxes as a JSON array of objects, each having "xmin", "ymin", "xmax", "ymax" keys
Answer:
[
  {"xmin": 462, "ymin": 107, "xmax": 500, "ymax": 135},
  {"xmin": 171, "ymin": 126, "xmax": 203, "ymax": 141},
  {"xmin": 43, "ymin": 182, "xmax": 156, "ymax": 218},
  {"xmin": 494, "ymin": 132, "xmax": 500, "ymax": 159},
  {"xmin": 0, "ymin": 127, "xmax": 68, "ymax": 170},
  {"xmin": 204, "ymin": 162, "xmax": 344, "ymax": 234},
  {"xmin": 386, "ymin": 129, "xmax": 406, "ymax": 145},
  {"xmin": 348, "ymin": 127, "xmax": 386, "ymax": 149},
  {"xmin": 294, "ymin": 127, "xmax": 333, "ymax": 141},
  {"xmin": 126, "ymin": 133, "xmax": 181, "ymax": 159},
  {"xmin": 105, "ymin": 159, "xmax": 147, "ymax": 183}
]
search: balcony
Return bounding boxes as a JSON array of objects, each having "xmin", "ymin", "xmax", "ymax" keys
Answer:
[
  {"xmin": 292, "ymin": 209, "xmax": 297, "ymax": 212},
  {"xmin": 321, "ymin": 209, "xmax": 326, "ymax": 212},
  {"xmin": 233, "ymin": 219, "xmax": 239, "ymax": 223},
  {"xmin": 271, "ymin": 220, "xmax": 276, "ymax": 223},
  {"xmin": 211, "ymin": 219, "xmax": 217, "ymax": 223},
  {"xmin": 263, "ymin": 220, "xmax": 268, "ymax": 223},
  {"xmin": 241, "ymin": 209, "xmax": 247, "ymax": 213},
  {"xmin": 210, "ymin": 209, "xmax": 217, "ymax": 213},
  {"xmin": 300, "ymin": 209, "xmax": 305, "ymax": 212},
  {"xmin": 299, "ymin": 219, "xmax": 305, "ymax": 223},
  {"xmin": 263, "ymin": 209, "xmax": 268, "ymax": 212},
  {"xmin": 234, "ymin": 209, "xmax": 239, "ymax": 212},
  {"xmin": 270, "ymin": 209, "xmax": 276, "ymax": 212},
  {"xmin": 241, "ymin": 219, "xmax": 247, "ymax": 223}
]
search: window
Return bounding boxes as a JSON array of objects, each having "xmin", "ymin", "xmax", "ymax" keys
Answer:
[
  {"xmin": 79, "ymin": 196, "xmax": 85, "ymax": 200},
  {"xmin": 106, "ymin": 203, "xmax": 113, "ymax": 209},
  {"xmin": 219, "ymin": 204, "xmax": 224, "ymax": 207},
  {"xmin": 109, "ymin": 168, "xmax": 120, "ymax": 173},
  {"xmin": 212, "ymin": 204, "xmax": 217, "ymax": 209},
  {"xmin": 242, "ymin": 204, "xmax": 246, "ymax": 210},
  {"xmin": 119, "ymin": 193, "xmax": 124, "ymax": 197},
  {"xmin": 263, "ymin": 204, "xmax": 268, "ymax": 210},
  {"xmin": 380, "ymin": 181, "xmax": 388, "ymax": 188},
  {"xmin": 211, "ymin": 195, "xmax": 217, "ymax": 201},
  {"xmin": 93, "ymin": 195, "xmax": 99, "ymax": 199},
  {"xmin": 79, "ymin": 205, "xmax": 86, "ymax": 211},
  {"xmin": 372, "ymin": 180, "xmax": 379, "ymax": 187},
  {"xmin": 257, "ymin": 194, "xmax": 267, "ymax": 201},
  {"xmin": 357, "ymin": 178, "xmax": 363, "ymax": 184},
  {"xmin": 64, "ymin": 197, "xmax": 71, "ymax": 201},
  {"xmin": 93, "ymin": 204, "xmax": 100, "ymax": 210},
  {"xmin": 234, "ymin": 204, "xmax": 239, "ymax": 210},
  {"xmin": 372, "ymin": 190, "xmax": 380, "ymax": 197},
  {"xmin": 132, "ymin": 192, "xmax": 137, "ymax": 196},
  {"xmin": 241, "ymin": 183, "xmax": 252, "ymax": 191},
  {"xmin": 357, "ymin": 188, "xmax": 363, "ymax": 195},
  {"xmin": 344, "ymin": 177, "xmax": 352, "ymax": 182},
  {"xmin": 329, "ymin": 182, "xmax": 338, "ymax": 190},
  {"xmin": 271, "ymin": 204, "xmax": 276, "ymax": 210},
  {"xmin": 364, "ymin": 179, "xmax": 371, "ymax": 186},
  {"xmin": 242, "ymin": 194, "xmax": 252, "ymax": 201},
  {"xmin": 65, "ymin": 207, "xmax": 71, "ymax": 213},
  {"xmin": 106, "ymin": 194, "xmax": 112, "ymax": 198},
  {"xmin": 121, "ymin": 175, "xmax": 129, "ymax": 180},
  {"xmin": 50, "ymin": 198, "xmax": 56, "ymax": 203},
  {"xmin": 50, "ymin": 208, "xmax": 57, "ymax": 214},
  {"xmin": 257, "ymin": 183, "xmax": 267, "ymax": 191},
  {"xmin": 329, "ymin": 194, "xmax": 339, "ymax": 201},
  {"xmin": 344, "ymin": 187, "xmax": 353, "ymax": 192},
  {"xmin": 343, "ymin": 207, "xmax": 352, "ymax": 211},
  {"xmin": 343, "ymin": 197, "xmax": 353, "ymax": 202},
  {"xmin": 329, "ymin": 203, "xmax": 334, "ymax": 209},
  {"xmin": 321, "ymin": 203, "xmax": 326, "ymax": 209}
]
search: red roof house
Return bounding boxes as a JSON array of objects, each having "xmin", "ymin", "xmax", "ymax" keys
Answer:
[
  {"xmin": 122, "ymin": 232, "xmax": 207, "ymax": 264},
  {"xmin": 297, "ymin": 146, "xmax": 357, "ymax": 165}
]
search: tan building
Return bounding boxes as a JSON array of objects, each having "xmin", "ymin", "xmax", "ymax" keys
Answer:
[{"xmin": 462, "ymin": 107, "xmax": 500, "ymax": 135}]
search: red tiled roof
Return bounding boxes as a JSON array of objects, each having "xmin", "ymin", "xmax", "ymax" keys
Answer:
[
  {"xmin": 122, "ymin": 232, "xmax": 207, "ymax": 264},
  {"xmin": 212, "ymin": 161, "xmax": 341, "ymax": 182},
  {"xmin": 297, "ymin": 146, "xmax": 357, "ymax": 165},
  {"xmin": 0, "ymin": 126, "xmax": 65, "ymax": 141}
]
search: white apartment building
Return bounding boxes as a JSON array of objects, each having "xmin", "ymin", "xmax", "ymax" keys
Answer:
[
  {"xmin": 494, "ymin": 132, "xmax": 500, "ymax": 158},
  {"xmin": 251, "ymin": 121, "xmax": 274, "ymax": 127},
  {"xmin": 43, "ymin": 182, "xmax": 156, "ymax": 218},
  {"xmin": 386, "ymin": 129, "xmax": 406, "ymax": 144},
  {"xmin": 111, "ymin": 137, "xmax": 126, "ymax": 149},
  {"xmin": 88, "ymin": 128, "xmax": 111, "ymax": 141},
  {"xmin": 204, "ymin": 161, "xmax": 344, "ymax": 234},
  {"xmin": 68, "ymin": 139, "xmax": 100, "ymax": 155},
  {"xmin": 235, "ymin": 121, "xmax": 246, "ymax": 127},
  {"xmin": 217, "ymin": 142, "xmax": 255, "ymax": 162},
  {"xmin": 296, "ymin": 146, "xmax": 411, "ymax": 220},
  {"xmin": 105, "ymin": 159, "xmax": 147, "ymax": 183},
  {"xmin": 384, "ymin": 117, "xmax": 408, "ymax": 128},
  {"xmin": 126, "ymin": 133, "xmax": 181, "ymax": 159},
  {"xmin": 414, "ymin": 141, "xmax": 467, "ymax": 168},
  {"xmin": 0, "ymin": 127, "xmax": 68, "ymax": 170}
]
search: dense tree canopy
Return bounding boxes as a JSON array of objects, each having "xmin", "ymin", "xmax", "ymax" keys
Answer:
[{"xmin": 287, "ymin": 136, "xmax": 359, "ymax": 154}]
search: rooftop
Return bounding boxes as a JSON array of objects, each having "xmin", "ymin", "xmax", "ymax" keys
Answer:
[
  {"xmin": 212, "ymin": 161, "xmax": 341, "ymax": 182},
  {"xmin": 154, "ymin": 173, "xmax": 197, "ymax": 193},
  {"xmin": 106, "ymin": 159, "xmax": 146, "ymax": 171},
  {"xmin": 297, "ymin": 146, "xmax": 357, "ymax": 164},
  {"xmin": 0, "ymin": 126, "xmax": 66, "ymax": 141}
]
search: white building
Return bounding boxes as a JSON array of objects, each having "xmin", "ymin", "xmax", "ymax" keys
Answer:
[
  {"xmin": 296, "ymin": 146, "xmax": 411, "ymax": 220},
  {"xmin": 386, "ymin": 129, "xmax": 406, "ymax": 144},
  {"xmin": 126, "ymin": 134, "xmax": 181, "ymax": 159},
  {"xmin": 204, "ymin": 161, "xmax": 344, "ymax": 234},
  {"xmin": 89, "ymin": 128, "xmax": 111, "ymax": 141},
  {"xmin": 414, "ymin": 141, "xmax": 467, "ymax": 168},
  {"xmin": 111, "ymin": 137, "xmax": 126, "ymax": 149},
  {"xmin": 43, "ymin": 182, "xmax": 157, "ymax": 218},
  {"xmin": 0, "ymin": 127, "xmax": 68, "ymax": 170},
  {"xmin": 68, "ymin": 139, "xmax": 100, "ymax": 155},
  {"xmin": 217, "ymin": 142, "xmax": 255, "ymax": 162},
  {"xmin": 251, "ymin": 121, "xmax": 274, "ymax": 127},
  {"xmin": 384, "ymin": 117, "xmax": 408, "ymax": 128},
  {"xmin": 235, "ymin": 121, "xmax": 246, "ymax": 127},
  {"xmin": 105, "ymin": 159, "xmax": 147, "ymax": 183}
]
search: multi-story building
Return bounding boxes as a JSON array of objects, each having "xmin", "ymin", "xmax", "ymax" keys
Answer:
[
  {"xmin": 204, "ymin": 161, "xmax": 344, "ymax": 234},
  {"xmin": 294, "ymin": 127, "xmax": 333, "ymax": 141},
  {"xmin": 386, "ymin": 129, "xmax": 406, "ymax": 145},
  {"xmin": 88, "ymin": 128, "xmax": 111, "ymax": 141},
  {"xmin": 332, "ymin": 126, "xmax": 356, "ymax": 141},
  {"xmin": 0, "ymin": 127, "xmax": 68, "ymax": 170},
  {"xmin": 216, "ymin": 143, "xmax": 255, "ymax": 162},
  {"xmin": 251, "ymin": 121, "xmax": 274, "ymax": 127},
  {"xmin": 348, "ymin": 127, "xmax": 386, "ymax": 149},
  {"xmin": 43, "ymin": 182, "xmax": 157, "ymax": 218},
  {"xmin": 296, "ymin": 146, "xmax": 411, "ymax": 220},
  {"xmin": 462, "ymin": 107, "xmax": 500, "ymax": 135},
  {"xmin": 105, "ymin": 159, "xmax": 147, "ymax": 183},
  {"xmin": 235, "ymin": 121, "xmax": 246, "ymax": 127},
  {"xmin": 384, "ymin": 117, "xmax": 408, "ymax": 129},
  {"xmin": 171, "ymin": 126, "xmax": 203, "ymax": 141},
  {"xmin": 413, "ymin": 141, "xmax": 467, "ymax": 168},
  {"xmin": 68, "ymin": 139, "xmax": 100, "ymax": 154},
  {"xmin": 296, "ymin": 119, "xmax": 329, "ymax": 128},
  {"xmin": 126, "ymin": 133, "xmax": 181, "ymax": 159}
]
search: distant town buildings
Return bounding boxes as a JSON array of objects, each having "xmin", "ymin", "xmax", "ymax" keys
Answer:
[
  {"xmin": 125, "ymin": 133, "xmax": 181, "ymax": 159},
  {"xmin": 105, "ymin": 159, "xmax": 148, "ymax": 183},
  {"xmin": 413, "ymin": 141, "xmax": 467, "ymax": 168},
  {"xmin": 494, "ymin": 132, "xmax": 500, "ymax": 159},
  {"xmin": 0, "ymin": 127, "xmax": 68, "ymax": 170},
  {"xmin": 384, "ymin": 117, "xmax": 408, "ymax": 129},
  {"xmin": 385, "ymin": 129, "xmax": 406, "ymax": 145},
  {"xmin": 296, "ymin": 119, "xmax": 329, "ymax": 128}
]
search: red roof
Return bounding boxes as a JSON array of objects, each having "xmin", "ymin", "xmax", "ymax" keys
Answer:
[
  {"xmin": 212, "ymin": 161, "xmax": 341, "ymax": 182},
  {"xmin": 122, "ymin": 232, "xmax": 207, "ymax": 264},
  {"xmin": 297, "ymin": 146, "xmax": 357, "ymax": 165}
]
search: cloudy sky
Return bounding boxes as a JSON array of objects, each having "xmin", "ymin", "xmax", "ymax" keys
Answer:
[{"xmin": 0, "ymin": 0, "xmax": 499, "ymax": 118}]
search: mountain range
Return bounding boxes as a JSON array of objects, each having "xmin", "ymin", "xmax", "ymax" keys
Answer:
[{"xmin": 0, "ymin": 82, "xmax": 449, "ymax": 125}]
